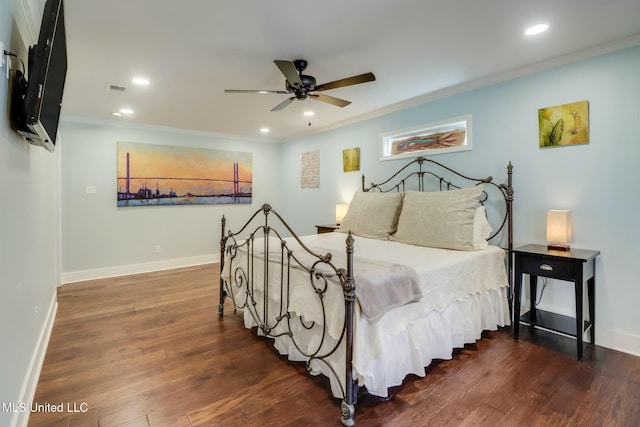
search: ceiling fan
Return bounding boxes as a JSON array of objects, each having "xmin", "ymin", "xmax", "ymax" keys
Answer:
[{"xmin": 224, "ymin": 59, "xmax": 376, "ymax": 111}]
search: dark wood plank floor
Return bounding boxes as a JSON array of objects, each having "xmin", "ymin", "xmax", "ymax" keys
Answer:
[{"xmin": 29, "ymin": 264, "xmax": 640, "ymax": 427}]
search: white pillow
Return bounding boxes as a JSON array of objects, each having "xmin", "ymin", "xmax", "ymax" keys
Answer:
[
  {"xmin": 392, "ymin": 185, "xmax": 483, "ymax": 251},
  {"xmin": 337, "ymin": 192, "xmax": 403, "ymax": 239},
  {"xmin": 473, "ymin": 205, "xmax": 493, "ymax": 250}
]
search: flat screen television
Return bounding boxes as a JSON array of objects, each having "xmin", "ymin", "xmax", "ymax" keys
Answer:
[{"xmin": 10, "ymin": 0, "xmax": 67, "ymax": 152}]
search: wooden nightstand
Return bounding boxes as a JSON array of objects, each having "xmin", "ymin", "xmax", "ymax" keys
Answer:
[
  {"xmin": 315, "ymin": 224, "xmax": 339, "ymax": 234},
  {"xmin": 513, "ymin": 244, "xmax": 600, "ymax": 360}
]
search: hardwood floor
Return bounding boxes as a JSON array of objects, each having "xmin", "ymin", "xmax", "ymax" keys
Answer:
[{"xmin": 29, "ymin": 264, "xmax": 640, "ymax": 427}]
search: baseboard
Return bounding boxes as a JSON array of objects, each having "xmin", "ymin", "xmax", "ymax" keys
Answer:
[
  {"xmin": 61, "ymin": 254, "xmax": 220, "ymax": 284},
  {"xmin": 596, "ymin": 328, "xmax": 640, "ymax": 357},
  {"xmin": 11, "ymin": 291, "xmax": 58, "ymax": 427},
  {"xmin": 523, "ymin": 302, "xmax": 640, "ymax": 357}
]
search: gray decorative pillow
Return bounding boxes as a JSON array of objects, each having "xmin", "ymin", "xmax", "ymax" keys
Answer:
[
  {"xmin": 338, "ymin": 192, "xmax": 403, "ymax": 239},
  {"xmin": 392, "ymin": 185, "xmax": 484, "ymax": 250}
]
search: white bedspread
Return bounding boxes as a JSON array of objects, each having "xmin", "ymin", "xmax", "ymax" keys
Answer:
[
  {"xmin": 222, "ymin": 232, "xmax": 510, "ymax": 398},
  {"xmin": 240, "ymin": 234, "xmax": 423, "ymax": 322}
]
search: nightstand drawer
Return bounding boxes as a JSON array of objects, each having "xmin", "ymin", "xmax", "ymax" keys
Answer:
[{"xmin": 519, "ymin": 254, "xmax": 575, "ymax": 280}]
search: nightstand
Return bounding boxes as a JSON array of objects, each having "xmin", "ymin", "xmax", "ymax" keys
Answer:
[
  {"xmin": 315, "ymin": 224, "xmax": 339, "ymax": 234},
  {"xmin": 513, "ymin": 244, "xmax": 600, "ymax": 360}
]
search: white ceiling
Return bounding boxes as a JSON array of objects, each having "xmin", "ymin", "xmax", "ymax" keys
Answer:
[{"xmin": 60, "ymin": 0, "xmax": 640, "ymax": 142}]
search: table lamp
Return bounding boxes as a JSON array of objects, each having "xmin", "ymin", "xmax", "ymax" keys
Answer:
[
  {"xmin": 547, "ymin": 209, "xmax": 572, "ymax": 251},
  {"xmin": 335, "ymin": 204, "xmax": 348, "ymax": 225}
]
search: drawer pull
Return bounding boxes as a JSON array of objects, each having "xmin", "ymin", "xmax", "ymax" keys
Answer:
[{"xmin": 540, "ymin": 264, "xmax": 554, "ymax": 271}]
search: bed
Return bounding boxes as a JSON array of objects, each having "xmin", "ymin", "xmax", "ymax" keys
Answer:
[{"xmin": 219, "ymin": 156, "xmax": 514, "ymax": 426}]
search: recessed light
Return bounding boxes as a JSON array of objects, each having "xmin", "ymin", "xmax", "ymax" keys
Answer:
[
  {"xmin": 132, "ymin": 77, "xmax": 150, "ymax": 86},
  {"xmin": 260, "ymin": 127, "xmax": 270, "ymax": 133},
  {"xmin": 525, "ymin": 23, "xmax": 549, "ymax": 36},
  {"xmin": 111, "ymin": 112, "xmax": 122, "ymax": 117},
  {"xmin": 120, "ymin": 108, "xmax": 134, "ymax": 115},
  {"xmin": 303, "ymin": 110, "xmax": 315, "ymax": 117}
]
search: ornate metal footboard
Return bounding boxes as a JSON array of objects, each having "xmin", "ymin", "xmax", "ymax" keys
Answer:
[{"xmin": 219, "ymin": 204, "xmax": 358, "ymax": 426}]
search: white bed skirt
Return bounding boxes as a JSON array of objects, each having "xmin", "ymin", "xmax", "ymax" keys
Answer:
[{"xmin": 243, "ymin": 285, "xmax": 510, "ymax": 399}]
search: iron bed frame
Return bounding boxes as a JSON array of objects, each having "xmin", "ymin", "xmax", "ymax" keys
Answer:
[{"xmin": 218, "ymin": 156, "xmax": 514, "ymax": 426}]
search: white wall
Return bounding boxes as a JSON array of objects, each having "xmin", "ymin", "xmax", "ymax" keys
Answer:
[
  {"xmin": 1, "ymin": 2, "xmax": 59, "ymax": 426},
  {"xmin": 278, "ymin": 45, "xmax": 640, "ymax": 356},
  {"xmin": 59, "ymin": 119, "xmax": 281, "ymax": 281}
]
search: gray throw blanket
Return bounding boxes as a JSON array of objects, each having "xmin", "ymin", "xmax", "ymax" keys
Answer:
[{"xmin": 352, "ymin": 257, "xmax": 422, "ymax": 322}]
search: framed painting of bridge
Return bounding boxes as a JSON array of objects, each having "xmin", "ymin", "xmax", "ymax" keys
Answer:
[
  {"xmin": 117, "ymin": 141, "xmax": 252, "ymax": 207},
  {"xmin": 380, "ymin": 115, "xmax": 471, "ymax": 160}
]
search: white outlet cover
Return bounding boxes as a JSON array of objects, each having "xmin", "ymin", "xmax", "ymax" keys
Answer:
[{"xmin": 86, "ymin": 185, "xmax": 97, "ymax": 194}]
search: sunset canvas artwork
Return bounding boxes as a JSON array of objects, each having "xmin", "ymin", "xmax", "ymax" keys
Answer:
[{"xmin": 117, "ymin": 141, "xmax": 252, "ymax": 207}]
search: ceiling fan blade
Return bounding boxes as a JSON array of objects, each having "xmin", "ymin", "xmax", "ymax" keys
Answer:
[
  {"xmin": 315, "ymin": 72, "xmax": 376, "ymax": 91},
  {"xmin": 310, "ymin": 93, "xmax": 351, "ymax": 108},
  {"xmin": 271, "ymin": 96, "xmax": 297, "ymax": 111},
  {"xmin": 274, "ymin": 60, "xmax": 303, "ymax": 87},
  {"xmin": 224, "ymin": 89, "xmax": 290, "ymax": 94}
]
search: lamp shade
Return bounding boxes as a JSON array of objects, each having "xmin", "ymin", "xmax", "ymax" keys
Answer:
[
  {"xmin": 335, "ymin": 204, "xmax": 349, "ymax": 223},
  {"xmin": 547, "ymin": 210, "xmax": 572, "ymax": 249}
]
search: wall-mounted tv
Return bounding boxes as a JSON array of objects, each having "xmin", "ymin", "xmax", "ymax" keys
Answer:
[{"xmin": 10, "ymin": 0, "xmax": 67, "ymax": 152}]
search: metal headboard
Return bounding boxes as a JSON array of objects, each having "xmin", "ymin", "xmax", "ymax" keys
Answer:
[
  {"xmin": 362, "ymin": 156, "xmax": 513, "ymax": 245},
  {"xmin": 362, "ymin": 156, "xmax": 514, "ymax": 315}
]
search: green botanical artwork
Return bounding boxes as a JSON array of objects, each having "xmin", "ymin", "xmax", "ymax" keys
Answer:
[
  {"xmin": 539, "ymin": 100, "xmax": 589, "ymax": 148},
  {"xmin": 342, "ymin": 147, "xmax": 360, "ymax": 172}
]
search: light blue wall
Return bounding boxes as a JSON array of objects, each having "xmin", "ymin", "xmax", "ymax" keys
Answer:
[
  {"xmin": 2, "ymin": 13, "xmax": 638, "ymax": 423},
  {"xmin": 0, "ymin": 4, "xmax": 59, "ymax": 427},
  {"xmin": 278, "ymin": 45, "xmax": 640, "ymax": 355},
  {"xmin": 59, "ymin": 120, "xmax": 281, "ymax": 274}
]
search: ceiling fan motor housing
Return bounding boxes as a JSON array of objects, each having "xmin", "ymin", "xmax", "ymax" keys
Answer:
[{"xmin": 286, "ymin": 74, "xmax": 317, "ymax": 99}]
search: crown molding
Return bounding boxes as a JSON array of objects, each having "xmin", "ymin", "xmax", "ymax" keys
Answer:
[
  {"xmin": 61, "ymin": 115, "xmax": 280, "ymax": 144},
  {"xmin": 282, "ymin": 33, "xmax": 640, "ymax": 143},
  {"xmin": 12, "ymin": 0, "xmax": 43, "ymax": 45}
]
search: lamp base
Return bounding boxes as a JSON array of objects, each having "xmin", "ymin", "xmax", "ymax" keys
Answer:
[{"xmin": 548, "ymin": 243, "xmax": 570, "ymax": 251}]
